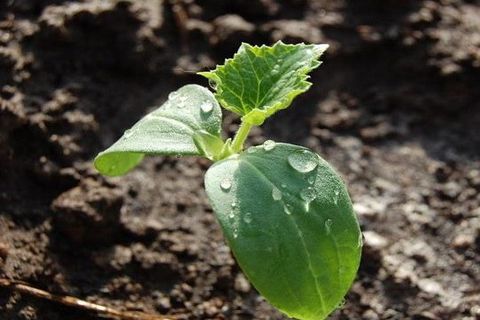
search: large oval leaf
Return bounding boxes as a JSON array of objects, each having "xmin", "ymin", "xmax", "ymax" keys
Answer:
[
  {"xmin": 204, "ymin": 143, "xmax": 361, "ymax": 320},
  {"xmin": 198, "ymin": 42, "xmax": 328, "ymax": 125},
  {"xmin": 95, "ymin": 84, "xmax": 224, "ymax": 176}
]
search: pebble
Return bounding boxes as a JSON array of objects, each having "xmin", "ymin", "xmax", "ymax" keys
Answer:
[
  {"xmin": 363, "ymin": 231, "xmax": 388, "ymax": 250},
  {"xmin": 234, "ymin": 273, "xmax": 251, "ymax": 293},
  {"xmin": 417, "ymin": 278, "xmax": 443, "ymax": 295},
  {"xmin": 452, "ymin": 234, "xmax": 474, "ymax": 249},
  {"xmin": 353, "ymin": 197, "xmax": 386, "ymax": 219},
  {"xmin": 362, "ymin": 310, "xmax": 379, "ymax": 320}
]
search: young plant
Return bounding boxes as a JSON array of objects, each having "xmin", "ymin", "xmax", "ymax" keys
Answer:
[{"xmin": 94, "ymin": 42, "xmax": 362, "ymax": 320}]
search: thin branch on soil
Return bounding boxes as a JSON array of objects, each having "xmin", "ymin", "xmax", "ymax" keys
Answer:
[{"xmin": 0, "ymin": 278, "xmax": 174, "ymax": 320}]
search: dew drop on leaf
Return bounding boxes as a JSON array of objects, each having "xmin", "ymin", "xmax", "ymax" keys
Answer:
[
  {"xmin": 272, "ymin": 186, "xmax": 282, "ymax": 201},
  {"xmin": 272, "ymin": 64, "xmax": 280, "ymax": 75},
  {"xmin": 287, "ymin": 149, "xmax": 319, "ymax": 173},
  {"xmin": 300, "ymin": 187, "xmax": 316, "ymax": 211},
  {"xmin": 357, "ymin": 232, "xmax": 364, "ymax": 248},
  {"xmin": 247, "ymin": 146, "xmax": 257, "ymax": 154},
  {"xmin": 243, "ymin": 212, "xmax": 252, "ymax": 224},
  {"xmin": 284, "ymin": 204, "xmax": 292, "ymax": 215},
  {"xmin": 325, "ymin": 218, "xmax": 333, "ymax": 234},
  {"xmin": 229, "ymin": 211, "xmax": 235, "ymax": 219},
  {"xmin": 231, "ymin": 201, "xmax": 237, "ymax": 208},
  {"xmin": 263, "ymin": 140, "xmax": 276, "ymax": 151},
  {"xmin": 200, "ymin": 101, "xmax": 213, "ymax": 114},
  {"xmin": 168, "ymin": 91, "xmax": 178, "ymax": 100},
  {"xmin": 333, "ymin": 189, "xmax": 340, "ymax": 205},
  {"xmin": 220, "ymin": 177, "xmax": 232, "ymax": 191},
  {"xmin": 123, "ymin": 129, "xmax": 134, "ymax": 139},
  {"xmin": 177, "ymin": 95, "xmax": 187, "ymax": 108},
  {"xmin": 208, "ymin": 79, "xmax": 217, "ymax": 90}
]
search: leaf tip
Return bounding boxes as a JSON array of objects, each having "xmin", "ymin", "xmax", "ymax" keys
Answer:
[{"xmin": 314, "ymin": 43, "xmax": 329, "ymax": 55}]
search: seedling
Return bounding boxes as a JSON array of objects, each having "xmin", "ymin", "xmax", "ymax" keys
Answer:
[{"xmin": 95, "ymin": 42, "xmax": 362, "ymax": 320}]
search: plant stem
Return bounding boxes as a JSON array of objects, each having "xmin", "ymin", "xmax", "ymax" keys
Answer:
[{"xmin": 231, "ymin": 121, "xmax": 253, "ymax": 152}]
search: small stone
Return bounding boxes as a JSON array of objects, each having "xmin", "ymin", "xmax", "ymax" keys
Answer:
[
  {"xmin": 363, "ymin": 231, "xmax": 388, "ymax": 250},
  {"xmin": 362, "ymin": 310, "xmax": 379, "ymax": 320},
  {"xmin": 353, "ymin": 196, "xmax": 386, "ymax": 219},
  {"xmin": 471, "ymin": 305, "xmax": 480, "ymax": 316},
  {"xmin": 234, "ymin": 273, "xmax": 251, "ymax": 293},
  {"xmin": 417, "ymin": 278, "xmax": 443, "ymax": 295},
  {"xmin": 452, "ymin": 234, "xmax": 474, "ymax": 249},
  {"xmin": 438, "ymin": 181, "xmax": 462, "ymax": 199},
  {"xmin": 156, "ymin": 296, "xmax": 171, "ymax": 311}
]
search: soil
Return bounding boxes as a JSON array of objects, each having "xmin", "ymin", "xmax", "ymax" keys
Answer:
[{"xmin": 1, "ymin": 0, "xmax": 479, "ymax": 319}]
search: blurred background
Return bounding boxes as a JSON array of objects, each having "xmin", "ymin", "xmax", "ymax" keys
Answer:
[{"xmin": 0, "ymin": 0, "xmax": 479, "ymax": 319}]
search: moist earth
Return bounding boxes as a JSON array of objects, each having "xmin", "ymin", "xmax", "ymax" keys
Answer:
[{"xmin": 0, "ymin": 0, "xmax": 479, "ymax": 319}]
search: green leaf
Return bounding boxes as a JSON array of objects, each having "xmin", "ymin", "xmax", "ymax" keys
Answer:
[
  {"xmin": 198, "ymin": 41, "xmax": 328, "ymax": 125},
  {"xmin": 95, "ymin": 84, "xmax": 223, "ymax": 176},
  {"xmin": 204, "ymin": 143, "xmax": 361, "ymax": 320}
]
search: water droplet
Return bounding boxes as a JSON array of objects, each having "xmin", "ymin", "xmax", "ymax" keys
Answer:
[
  {"xmin": 229, "ymin": 211, "xmax": 235, "ymax": 219},
  {"xmin": 307, "ymin": 175, "xmax": 316, "ymax": 185},
  {"xmin": 284, "ymin": 204, "xmax": 292, "ymax": 215},
  {"xmin": 272, "ymin": 186, "xmax": 282, "ymax": 201},
  {"xmin": 287, "ymin": 149, "xmax": 319, "ymax": 173},
  {"xmin": 200, "ymin": 101, "xmax": 213, "ymax": 114},
  {"xmin": 243, "ymin": 212, "xmax": 252, "ymax": 224},
  {"xmin": 325, "ymin": 219, "xmax": 333, "ymax": 234},
  {"xmin": 272, "ymin": 64, "xmax": 280, "ymax": 75},
  {"xmin": 357, "ymin": 232, "xmax": 363, "ymax": 248},
  {"xmin": 220, "ymin": 178, "xmax": 232, "ymax": 191},
  {"xmin": 263, "ymin": 140, "xmax": 276, "ymax": 151},
  {"xmin": 300, "ymin": 187, "xmax": 316, "ymax": 211},
  {"xmin": 168, "ymin": 91, "xmax": 178, "ymax": 100},
  {"xmin": 177, "ymin": 95, "xmax": 187, "ymax": 108},
  {"xmin": 281, "ymin": 183, "xmax": 286, "ymax": 189},
  {"xmin": 233, "ymin": 228, "xmax": 238, "ymax": 238},
  {"xmin": 247, "ymin": 146, "xmax": 257, "ymax": 154},
  {"xmin": 333, "ymin": 189, "xmax": 340, "ymax": 205},
  {"xmin": 231, "ymin": 201, "xmax": 237, "ymax": 209},
  {"xmin": 124, "ymin": 129, "xmax": 134, "ymax": 139},
  {"xmin": 300, "ymin": 187, "xmax": 316, "ymax": 202},
  {"xmin": 208, "ymin": 79, "xmax": 217, "ymax": 90}
]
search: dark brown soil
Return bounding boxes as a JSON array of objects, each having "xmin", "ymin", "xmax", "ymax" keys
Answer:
[{"xmin": 1, "ymin": 0, "xmax": 479, "ymax": 319}]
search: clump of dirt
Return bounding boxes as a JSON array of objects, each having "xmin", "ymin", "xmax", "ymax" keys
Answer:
[{"xmin": 1, "ymin": 0, "xmax": 479, "ymax": 319}]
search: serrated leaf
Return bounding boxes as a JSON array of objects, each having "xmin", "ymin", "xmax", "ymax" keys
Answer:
[
  {"xmin": 204, "ymin": 143, "xmax": 361, "ymax": 320},
  {"xmin": 95, "ymin": 84, "xmax": 223, "ymax": 176},
  {"xmin": 198, "ymin": 41, "xmax": 328, "ymax": 125}
]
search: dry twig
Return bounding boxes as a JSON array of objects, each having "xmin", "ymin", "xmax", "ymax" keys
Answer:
[{"xmin": 0, "ymin": 278, "xmax": 174, "ymax": 320}]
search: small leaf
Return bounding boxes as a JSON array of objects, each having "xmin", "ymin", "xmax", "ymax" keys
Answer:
[
  {"xmin": 204, "ymin": 143, "xmax": 361, "ymax": 320},
  {"xmin": 95, "ymin": 84, "xmax": 223, "ymax": 176},
  {"xmin": 199, "ymin": 41, "xmax": 328, "ymax": 125}
]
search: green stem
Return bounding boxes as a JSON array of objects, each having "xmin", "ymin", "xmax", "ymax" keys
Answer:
[{"xmin": 231, "ymin": 122, "xmax": 253, "ymax": 152}]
